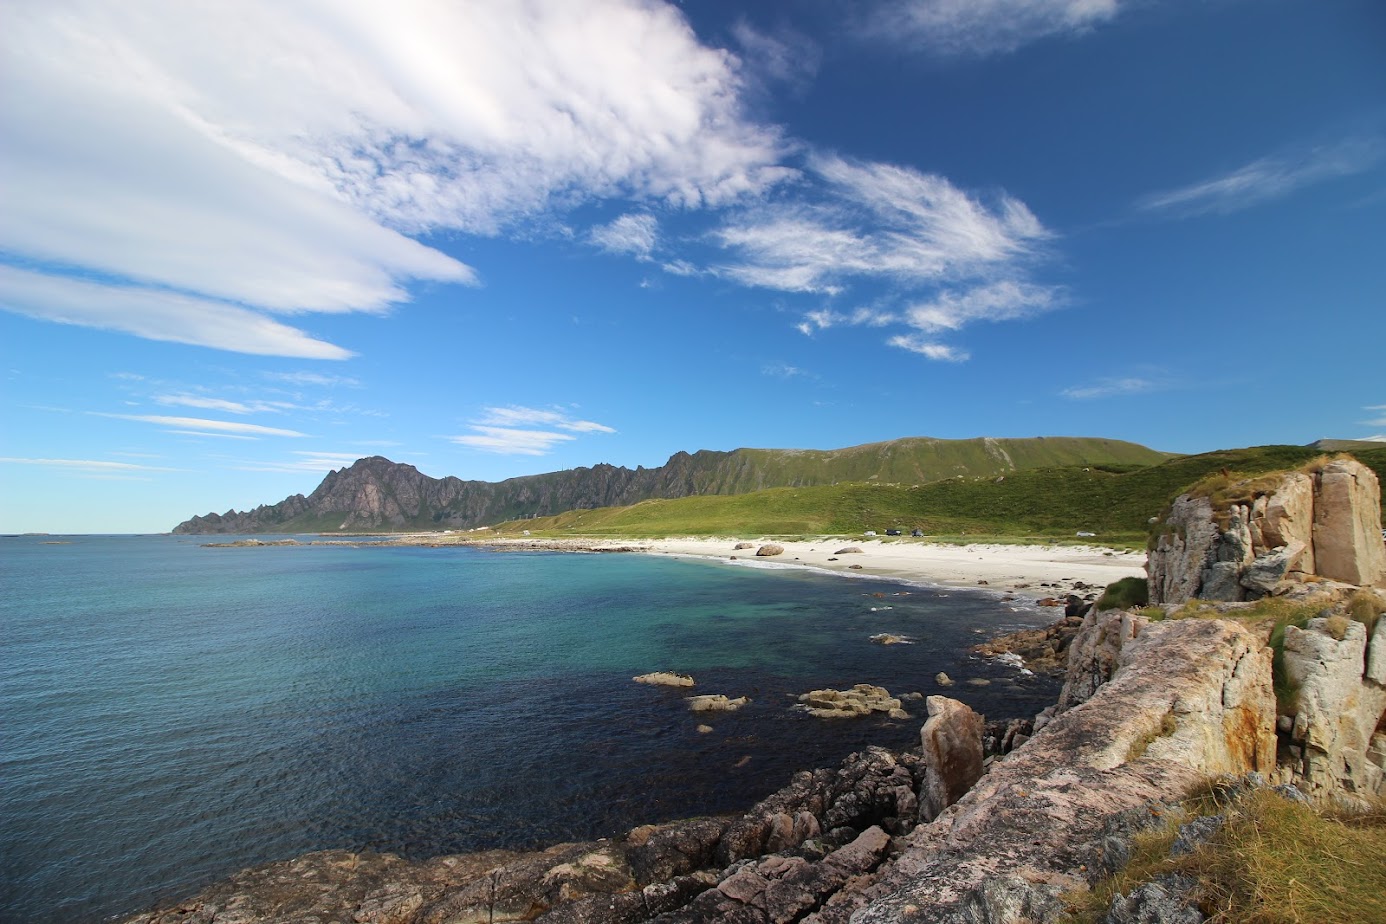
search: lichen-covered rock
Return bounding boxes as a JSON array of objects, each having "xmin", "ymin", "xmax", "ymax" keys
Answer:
[{"xmin": 1102, "ymin": 874, "xmax": 1204, "ymax": 924}]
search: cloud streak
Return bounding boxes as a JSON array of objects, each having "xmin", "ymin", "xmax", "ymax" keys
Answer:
[
  {"xmin": 448, "ymin": 406, "xmax": 616, "ymax": 455},
  {"xmin": 100, "ymin": 414, "xmax": 308, "ymax": 437},
  {"xmin": 1138, "ymin": 138, "xmax": 1385, "ymax": 217},
  {"xmin": 865, "ymin": 0, "xmax": 1122, "ymax": 57},
  {"xmin": 1061, "ymin": 377, "xmax": 1161, "ymax": 400}
]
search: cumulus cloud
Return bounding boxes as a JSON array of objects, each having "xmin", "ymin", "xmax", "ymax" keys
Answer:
[
  {"xmin": 591, "ymin": 214, "xmax": 659, "ymax": 260},
  {"xmin": 449, "ymin": 405, "xmax": 616, "ymax": 455},
  {"xmin": 1, "ymin": 0, "xmax": 789, "ymax": 355},
  {"xmin": 865, "ymin": 0, "xmax": 1122, "ymax": 56},
  {"xmin": 1138, "ymin": 138, "xmax": 1385, "ymax": 216}
]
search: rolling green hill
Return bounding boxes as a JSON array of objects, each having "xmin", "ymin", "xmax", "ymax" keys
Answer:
[
  {"xmin": 173, "ymin": 436, "xmax": 1167, "ymax": 533},
  {"xmin": 492, "ymin": 445, "xmax": 1386, "ymax": 547}
]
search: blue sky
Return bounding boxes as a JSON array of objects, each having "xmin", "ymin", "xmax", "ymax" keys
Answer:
[{"xmin": 2, "ymin": 0, "xmax": 1384, "ymax": 534}]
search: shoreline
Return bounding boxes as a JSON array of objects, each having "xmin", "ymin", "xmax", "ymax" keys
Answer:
[{"xmin": 375, "ymin": 534, "xmax": 1147, "ymax": 602}]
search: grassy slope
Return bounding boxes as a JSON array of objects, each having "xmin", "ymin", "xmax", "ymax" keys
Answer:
[{"xmin": 495, "ymin": 445, "xmax": 1386, "ymax": 546}]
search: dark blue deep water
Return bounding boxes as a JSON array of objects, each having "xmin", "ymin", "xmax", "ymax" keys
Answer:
[{"xmin": 0, "ymin": 536, "xmax": 1058, "ymax": 924}]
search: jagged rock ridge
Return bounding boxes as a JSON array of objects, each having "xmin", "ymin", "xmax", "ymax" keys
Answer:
[{"xmin": 172, "ymin": 436, "xmax": 1166, "ymax": 534}]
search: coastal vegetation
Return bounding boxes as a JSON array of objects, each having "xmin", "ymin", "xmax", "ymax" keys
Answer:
[
  {"xmin": 1070, "ymin": 786, "xmax": 1386, "ymax": 923},
  {"xmin": 172, "ymin": 436, "xmax": 1168, "ymax": 535},
  {"xmin": 492, "ymin": 444, "xmax": 1386, "ymax": 546}
]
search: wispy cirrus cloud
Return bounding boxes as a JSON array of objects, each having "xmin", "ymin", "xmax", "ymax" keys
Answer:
[
  {"xmin": 1362, "ymin": 404, "xmax": 1386, "ymax": 428},
  {"xmin": 263, "ymin": 372, "xmax": 362, "ymax": 388},
  {"xmin": 235, "ymin": 450, "xmax": 382, "ymax": 473},
  {"xmin": 1138, "ymin": 137, "xmax": 1385, "ymax": 217},
  {"xmin": 448, "ymin": 406, "xmax": 616, "ymax": 455},
  {"xmin": 98, "ymin": 414, "xmax": 307, "ymax": 438},
  {"xmin": 714, "ymin": 154, "xmax": 1057, "ymax": 360},
  {"xmin": 1, "ymin": 1, "xmax": 789, "ymax": 357},
  {"xmin": 1061, "ymin": 376, "xmax": 1162, "ymax": 400},
  {"xmin": 864, "ymin": 0, "xmax": 1122, "ymax": 57},
  {"xmin": 0, "ymin": 457, "xmax": 179, "ymax": 472}
]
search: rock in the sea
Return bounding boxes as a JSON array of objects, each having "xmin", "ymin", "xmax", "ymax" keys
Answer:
[
  {"xmin": 633, "ymin": 672, "xmax": 695, "ymax": 688},
  {"xmin": 756, "ymin": 544, "xmax": 785, "ymax": 557},
  {"xmin": 798, "ymin": 684, "xmax": 903, "ymax": 718},
  {"xmin": 919, "ymin": 696, "xmax": 984, "ymax": 822},
  {"xmin": 685, "ymin": 694, "xmax": 749, "ymax": 712},
  {"xmin": 934, "ymin": 672, "xmax": 954, "ymax": 687},
  {"xmin": 869, "ymin": 633, "xmax": 913, "ymax": 646}
]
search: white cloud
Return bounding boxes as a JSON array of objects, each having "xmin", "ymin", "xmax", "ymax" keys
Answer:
[
  {"xmin": 1061, "ymin": 376, "xmax": 1159, "ymax": 400},
  {"xmin": 591, "ymin": 213, "xmax": 659, "ymax": 260},
  {"xmin": 154, "ymin": 395, "xmax": 256, "ymax": 414},
  {"xmin": 263, "ymin": 371, "xmax": 362, "ymax": 388},
  {"xmin": 449, "ymin": 426, "xmax": 576, "ymax": 456},
  {"xmin": 1, "ymin": 0, "xmax": 790, "ymax": 354},
  {"xmin": 1138, "ymin": 138, "xmax": 1385, "ymax": 216},
  {"xmin": 867, "ymin": 0, "xmax": 1122, "ymax": 56},
  {"xmin": 901, "ymin": 281, "xmax": 1059, "ymax": 333},
  {"xmin": 0, "ymin": 267, "xmax": 353, "ymax": 359},
  {"xmin": 236, "ymin": 451, "xmax": 375, "ymax": 473},
  {"xmin": 100, "ymin": 414, "xmax": 307, "ymax": 437},
  {"xmin": 714, "ymin": 155, "xmax": 1049, "ymax": 295},
  {"xmin": 886, "ymin": 336, "xmax": 969, "ymax": 362},
  {"xmin": 0, "ymin": 457, "xmax": 178, "ymax": 472},
  {"xmin": 449, "ymin": 405, "xmax": 616, "ymax": 455}
]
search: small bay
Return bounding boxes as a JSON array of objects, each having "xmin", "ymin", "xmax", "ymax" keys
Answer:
[{"xmin": 0, "ymin": 535, "xmax": 1057, "ymax": 924}]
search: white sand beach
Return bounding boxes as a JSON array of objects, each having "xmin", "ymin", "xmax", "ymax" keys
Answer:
[{"xmin": 450, "ymin": 535, "xmax": 1147, "ymax": 599}]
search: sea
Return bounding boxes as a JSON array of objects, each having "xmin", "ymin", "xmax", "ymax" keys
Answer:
[{"xmin": 0, "ymin": 535, "xmax": 1060, "ymax": 924}]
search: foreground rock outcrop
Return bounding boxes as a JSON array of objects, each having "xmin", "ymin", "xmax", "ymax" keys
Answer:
[{"xmin": 1148, "ymin": 456, "xmax": 1386, "ymax": 604}]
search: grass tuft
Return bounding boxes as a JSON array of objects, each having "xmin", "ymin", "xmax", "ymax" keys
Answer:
[
  {"xmin": 1096, "ymin": 576, "xmax": 1149, "ymax": 611},
  {"xmin": 1068, "ymin": 790, "xmax": 1386, "ymax": 924},
  {"xmin": 1346, "ymin": 589, "xmax": 1384, "ymax": 637}
]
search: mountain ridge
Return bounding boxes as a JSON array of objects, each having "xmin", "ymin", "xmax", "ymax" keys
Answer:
[{"xmin": 172, "ymin": 436, "xmax": 1169, "ymax": 534}]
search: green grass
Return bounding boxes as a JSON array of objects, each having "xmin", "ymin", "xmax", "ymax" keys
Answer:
[
  {"xmin": 1069, "ymin": 789, "xmax": 1386, "ymax": 924},
  {"xmin": 1097, "ymin": 577, "xmax": 1150, "ymax": 611},
  {"xmin": 490, "ymin": 445, "xmax": 1386, "ymax": 546}
]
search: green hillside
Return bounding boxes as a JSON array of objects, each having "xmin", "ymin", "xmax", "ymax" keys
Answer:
[{"xmin": 493, "ymin": 445, "xmax": 1386, "ymax": 547}]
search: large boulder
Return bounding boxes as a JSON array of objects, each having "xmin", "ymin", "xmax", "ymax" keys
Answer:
[
  {"xmin": 1313, "ymin": 459, "xmax": 1386, "ymax": 586},
  {"xmin": 919, "ymin": 697, "xmax": 984, "ymax": 822}
]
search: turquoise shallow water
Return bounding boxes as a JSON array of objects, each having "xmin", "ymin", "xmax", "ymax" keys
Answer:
[{"xmin": 0, "ymin": 535, "xmax": 1057, "ymax": 924}]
